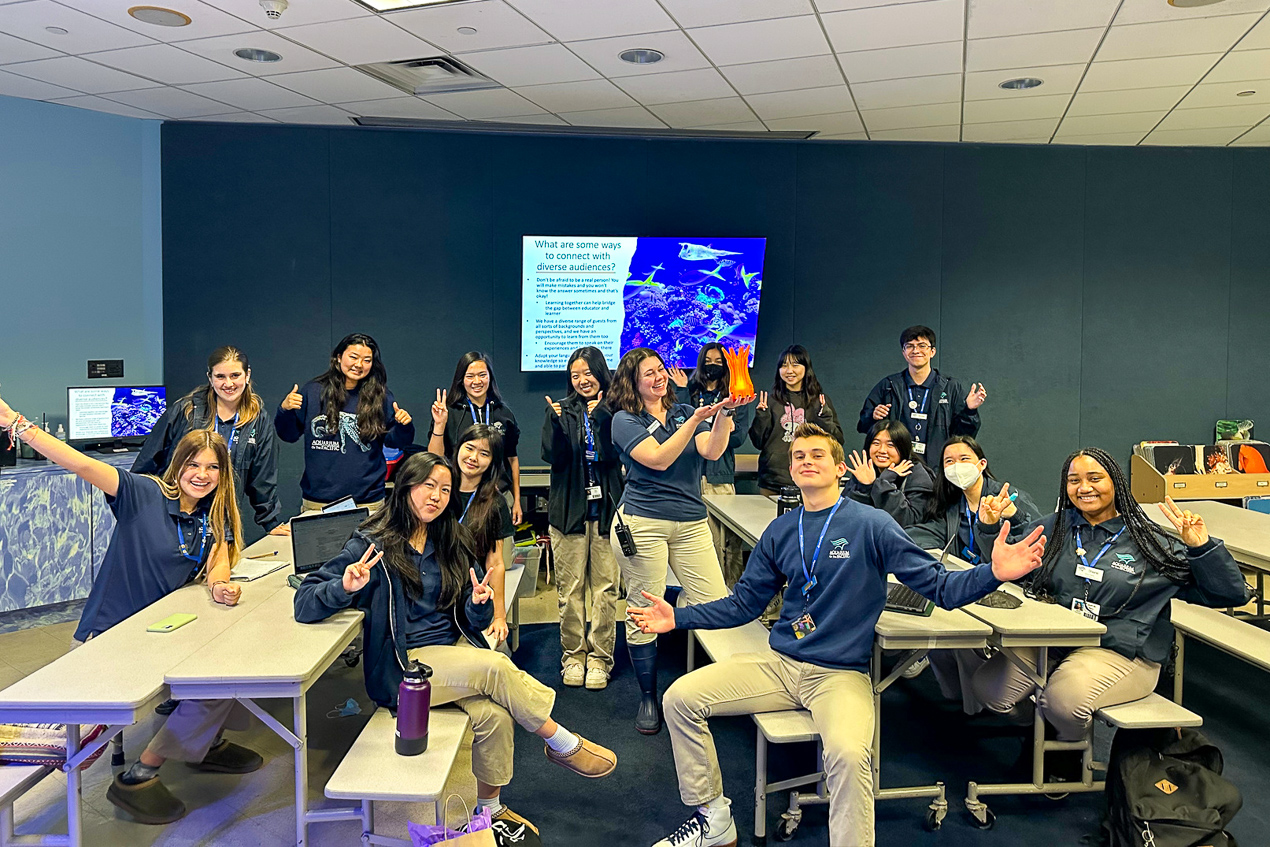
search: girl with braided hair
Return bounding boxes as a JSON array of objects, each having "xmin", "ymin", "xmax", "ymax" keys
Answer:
[{"xmin": 970, "ymin": 447, "xmax": 1248, "ymax": 756}]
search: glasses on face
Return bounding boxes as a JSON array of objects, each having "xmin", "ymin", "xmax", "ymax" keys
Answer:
[{"xmin": 903, "ymin": 343, "xmax": 932, "ymax": 353}]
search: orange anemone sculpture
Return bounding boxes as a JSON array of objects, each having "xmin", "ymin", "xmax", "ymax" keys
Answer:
[{"xmin": 723, "ymin": 345, "xmax": 755, "ymax": 401}]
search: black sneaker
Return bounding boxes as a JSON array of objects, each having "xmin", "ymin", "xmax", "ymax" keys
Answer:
[{"xmin": 484, "ymin": 806, "xmax": 542, "ymax": 847}]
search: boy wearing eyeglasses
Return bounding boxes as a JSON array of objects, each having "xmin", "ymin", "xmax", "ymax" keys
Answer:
[{"xmin": 857, "ymin": 325, "xmax": 986, "ymax": 464}]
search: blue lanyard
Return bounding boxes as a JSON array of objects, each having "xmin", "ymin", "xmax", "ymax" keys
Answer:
[
  {"xmin": 219, "ymin": 412, "xmax": 240, "ymax": 452},
  {"xmin": 961, "ymin": 501, "xmax": 979, "ymax": 563},
  {"xmin": 1075, "ymin": 525, "xmax": 1126, "ymax": 575},
  {"xmin": 906, "ymin": 385, "xmax": 930, "ymax": 414},
  {"xmin": 177, "ymin": 513, "xmax": 209, "ymax": 564},
  {"xmin": 460, "ymin": 491, "xmax": 475, "ymax": 523},
  {"xmin": 797, "ymin": 498, "xmax": 844, "ymax": 597},
  {"xmin": 468, "ymin": 400, "xmax": 489, "ymax": 426},
  {"xmin": 582, "ymin": 410, "xmax": 597, "ymax": 484}
]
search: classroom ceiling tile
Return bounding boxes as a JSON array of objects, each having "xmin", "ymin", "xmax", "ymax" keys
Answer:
[
  {"xmin": 199, "ymin": 0, "xmax": 370, "ymax": 30},
  {"xmin": 688, "ymin": 16, "xmax": 831, "ymax": 67},
  {"xmin": 822, "ymin": 0, "xmax": 965, "ymax": 53},
  {"xmin": 614, "ymin": 68, "xmax": 735, "ymax": 105},
  {"xmin": 178, "ymin": 31, "xmax": 340, "ymax": 75},
  {"xmin": 486, "ymin": 113, "xmax": 569, "ymax": 125},
  {"xmin": 0, "ymin": 32, "xmax": 62, "ymax": 64},
  {"xmin": 89, "ymin": 44, "xmax": 247, "ymax": 85},
  {"xmin": 48, "ymin": 94, "xmax": 165, "ymax": 119},
  {"xmin": 557, "ymin": 105, "xmax": 664, "ymax": 127},
  {"xmin": 691, "ymin": 120, "xmax": 770, "ymax": 131},
  {"xmin": 1141, "ymin": 126, "xmax": 1248, "ymax": 145},
  {"xmin": 56, "ymin": 0, "xmax": 257, "ymax": 43},
  {"xmin": 276, "ymin": 17, "xmax": 436, "ymax": 65},
  {"xmin": 814, "ymin": 131, "xmax": 870, "ymax": 140},
  {"xmin": 1204, "ymin": 49, "xmax": 1270, "ymax": 83},
  {"xmin": 869, "ymin": 124, "xmax": 960, "ymax": 141},
  {"xmin": 421, "ymin": 87, "xmax": 548, "ymax": 119},
  {"xmin": 104, "ymin": 86, "xmax": 239, "ymax": 118},
  {"xmin": 967, "ymin": 0, "xmax": 1118, "ymax": 39},
  {"xmin": 1178, "ymin": 81, "xmax": 1270, "ymax": 109},
  {"xmin": 457, "ymin": 43, "xmax": 600, "ymax": 86},
  {"xmin": 3, "ymin": 56, "xmax": 161, "ymax": 94},
  {"xmin": 1236, "ymin": 16, "xmax": 1270, "ymax": 50},
  {"xmin": 265, "ymin": 67, "xmax": 402, "ymax": 102},
  {"xmin": 0, "ymin": 67, "xmax": 80, "ymax": 99},
  {"xmin": 180, "ymin": 77, "xmax": 318, "ymax": 111},
  {"xmin": 1066, "ymin": 86, "xmax": 1189, "ymax": 117},
  {"xmin": 720, "ymin": 55, "xmax": 843, "ymax": 96},
  {"xmin": 256, "ymin": 103, "xmax": 356, "ymax": 124},
  {"xmin": 515, "ymin": 78, "xmax": 635, "ymax": 112},
  {"xmin": 1156, "ymin": 102, "xmax": 1270, "ymax": 130},
  {"xmin": 849, "ymin": 73, "xmax": 961, "ymax": 110},
  {"xmin": 961, "ymin": 117, "xmax": 1059, "ymax": 141},
  {"xmin": 966, "ymin": 29, "xmax": 1103, "ymax": 72},
  {"xmin": 837, "ymin": 41, "xmax": 963, "ymax": 83},
  {"xmin": 506, "ymin": 0, "xmax": 676, "ymax": 42},
  {"xmin": 335, "ymin": 96, "xmax": 459, "ymax": 119},
  {"xmin": 1113, "ymin": 0, "xmax": 1270, "ymax": 26},
  {"xmin": 660, "ymin": 0, "xmax": 814, "ymax": 28},
  {"xmin": 566, "ymin": 30, "xmax": 710, "ymax": 78},
  {"xmin": 1081, "ymin": 54, "xmax": 1222, "ymax": 91},
  {"xmin": 1051, "ymin": 131, "xmax": 1147, "ymax": 145},
  {"xmin": 815, "ymin": 0, "xmax": 929, "ymax": 10},
  {"xmin": 182, "ymin": 110, "xmax": 275, "ymax": 122},
  {"xmin": 964, "ymin": 64, "xmax": 1086, "ymax": 101},
  {"xmin": 765, "ymin": 110, "xmax": 864, "ymax": 133},
  {"xmin": 1057, "ymin": 110, "xmax": 1168, "ymax": 135},
  {"xmin": 860, "ymin": 101, "xmax": 961, "ymax": 130},
  {"xmin": 963, "ymin": 94, "xmax": 1070, "ymax": 124},
  {"xmin": 647, "ymin": 96, "xmax": 756, "ymax": 128},
  {"xmin": 390, "ymin": 1, "xmax": 552, "ymax": 53},
  {"xmin": 1096, "ymin": 15, "xmax": 1262, "ymax": 63},
  {"xmin": 1230, "ymin": 121, "xmax": 1270, "ymax": 143},
  {"xmin": 0, "ymin": 1, "xmax": 155, "ymax": 54},
  {"xmin": 745, "ymin": 85, "xmax": 856, "ymax": 120}
]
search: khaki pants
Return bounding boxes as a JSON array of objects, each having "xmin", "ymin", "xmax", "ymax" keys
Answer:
[
  {"xmin": 928, "ymin": 649, "xmax": 991, "ymax": 715},
  {"xmin": 407, "ymin": 641, "xmax": 556, "ymax": 788},
  {"xmin": 665, "ymin": 648, "xmax": 876, "ymax": 847},
  {"xmin": 147, "ymin": 700, "xmax": 253, "ymax": 762},
  {"xmin": 701, "ymin": 482, "xmax": 745, "ymax": 587},
  {"xmin": 610, "ymin": 509, "xmax": 727, "ymax": 646},
  {"xmin": 301, "ymin": 498, "xmax": 384, "ymax": 514},
  {"xmin": 972, "ymin": 646, "xmax": 1161, "ymax": 741},
  {"xmin": 549, "ymin": 522, "xmax": 621, "ymax": 673}
]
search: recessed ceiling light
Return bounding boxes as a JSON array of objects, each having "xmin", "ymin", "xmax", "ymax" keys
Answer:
[
  {"xmin": 1168, "ymin": 0, "xmax": 1227, "ymax": 7},
  {"xmin": 620, "ymin": 48, "xmax": 664, "ymax": 65},
  {"xmin": 457, "ymin": 26, "xmax": 478, "ymax": 35},
  {"xmin": 235, "ymin": 47, "xmax": 283, "ymax": 63},
  {"xmin": 999, "ymin": 77, "xmax": 1043, "ymax": 90},
  {"xmin": 128, "ymin": 6, "xmax": 192, "ymax": 27},
  {"xmin": 1237, "ymin": 89, "xmax": 1256, "ymax": 97},
  {"xmin": 45, "ymin": 26, "xmax": 68, "ymax": 35}
]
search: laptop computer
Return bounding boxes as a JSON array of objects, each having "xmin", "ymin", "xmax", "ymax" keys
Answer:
[{"xmin": 290, "ymin": 507, "xmax": 369, "ymax": 575}]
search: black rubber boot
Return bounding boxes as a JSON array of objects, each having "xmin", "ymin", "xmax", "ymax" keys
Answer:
[{"xmin": 628, "ymin": 642, "xmax": 661, "ymax": 735}]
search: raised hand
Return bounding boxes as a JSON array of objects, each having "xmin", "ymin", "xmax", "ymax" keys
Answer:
[
  {"xmin": 586, "ymin": 391, "xmax": 604, "ymax": 417},
  {"xmin": 393, "ymin": 402, "xmax": 412, "ymax": 426},
  {"xmin": 0, "ymin": 393, "xmax": 17, "ymax": 429},
  {"xmin": 757, "ymin": 390, "xmax": 769, "ymax": 411},
  {"xmin": 668, "ymin": 366, "xmax": 689, "ymax": 388},
  {"xmin": 722, "ymin": 392, "xmax": 757, "ymax": 411},
  {"xmin": 872, "ymin": 402, "xmax": 892, "ymax": 421},
  {"xmin": 545, "ymin": 395, "xmax": 562, "ymax": 417},
  {"xmin": 692, "ymin": 400, "xmax": 726, "ymax": 423},
  {"xmin": 978, "ymin": 482, "xmax": 1017, "ymax": 523},
  {"xmin": 343, "ymin": 543, "xmax": 382, "ymax": 593},
  {"xmin": 845, "ymin": 450, "xmax": 876, "ymax": 484},
  {"xmin": 966, "ymin": 383, "xmax": 988, "ymax": 410},
  {"xmin": 281, "ymin": 383, "xmax": 303, "ymax": 411},
  {"xmin": 212, "ymin": 581, "xmax": 242, "ymax": 606},
  {"xmin": 990, "ymin": 522, "xmax": 1047, "ymax": 582},
  {"xmin": 470, "ymin": 567, "xmax": 494, "ymax": 604},
  {"xmin": 892, "ymin": 459, "xmax": 914, "ymax": 477},
  {"xmin": 431, "ymin": 389, "xmax": 449, "ymax": 428},
  {"xmin": 626, "ymin": 590, "xmax": 676, "ymax": 635},
  {"xmin": 1159, "ymin": 497, "xmax": 1209, "ymax": 547}
]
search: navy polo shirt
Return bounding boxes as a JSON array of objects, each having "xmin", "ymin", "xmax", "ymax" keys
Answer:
[
  {"xmin": 900, "ymin": 371, "xmax": 934, "ymax": 448},
  {"xmin": 612, "ymin": 403, "xmax": 711, "ymax": 521},
  {"xmin": 75, "ymin": 470, "xmax": 228, "ymax": 642}
]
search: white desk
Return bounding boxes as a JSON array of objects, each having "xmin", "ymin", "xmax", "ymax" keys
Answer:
[{"xmin": 1147, "ymin": 499, "xmax": 1270, "ymax": 616}]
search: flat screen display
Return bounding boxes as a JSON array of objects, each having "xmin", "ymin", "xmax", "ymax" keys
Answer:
[
  {"xmin": 67, "ymin": 386, "xmax": 166, "ymax": 441},
  {"xmin": 522, "ymin": 236, "xmax": 766, "ymax": 371}
]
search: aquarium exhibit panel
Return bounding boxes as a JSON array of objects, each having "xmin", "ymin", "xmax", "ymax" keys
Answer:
[{"xmin": 521, "ymin": 236, "xmax": 766, "ymax": 371}]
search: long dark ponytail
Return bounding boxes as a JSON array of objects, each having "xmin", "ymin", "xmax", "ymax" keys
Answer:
[
  {"xmin": 453, "ymin": 424, "xmax": 506, "ymax": 560},
  {"xmin": 361, "ymin": 452, "xmax": 476, "ymax": 607},
  {"xmin": 316, "ymin": 333, "xmax": 389, "ymax": 443}
]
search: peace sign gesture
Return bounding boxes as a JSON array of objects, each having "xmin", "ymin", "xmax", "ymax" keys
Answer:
[
  {"xmin": 343, "ymin": 543, "xmax": 383, "ymax": 593},
  {"xmin": 469, "ymin": 567, "xmax": 494, "ymax": 604},
  {"xmin": 756, "ymin": 390, "xmax": 769, "ymax": 411},
  {"xmin": 431, "ymin": 389, "xmax": 449, "ymax": 428},
  {"xmin": 978, "ymin": 482, "xmax": 1017, "ymax": 524},
  {"xmin": 1158, "ymin": 496, "xmax": 1209, "ymax": 547},
  {"xmin": 966, "ymin": 383, "xmax": 988, "ymax": 410}
]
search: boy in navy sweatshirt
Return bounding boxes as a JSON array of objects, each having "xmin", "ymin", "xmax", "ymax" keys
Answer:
[{"xmin": 629, "ymin": 423, "xmax": 1046, "ymax": 847}]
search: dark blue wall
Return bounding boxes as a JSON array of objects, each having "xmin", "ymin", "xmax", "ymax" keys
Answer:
[{"xmin": 162, "ymin": 122, "xmax": 1270, "ymax": 518}]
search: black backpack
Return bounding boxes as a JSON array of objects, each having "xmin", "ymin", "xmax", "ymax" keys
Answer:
[{"xmin": 1102, "ymin": 727, "xmax": 1241, "ymax": 847}]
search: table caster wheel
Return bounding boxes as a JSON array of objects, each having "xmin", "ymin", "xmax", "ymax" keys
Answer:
[
  {"xmin": 773, "ymin": 817, "xmax": 798, "ymax": 842},
  {"xmin": 924, "ymin": 808, "xmax": 944, "ymax": 831},
  {"xmin": 969, "ymin": 807, "xmax": 996, "ymax": 830}
]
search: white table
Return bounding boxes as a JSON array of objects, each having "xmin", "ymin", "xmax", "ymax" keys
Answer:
[{"xmin": 1146, "ymin": 498, "xmax": 1270, "ymax": 616}]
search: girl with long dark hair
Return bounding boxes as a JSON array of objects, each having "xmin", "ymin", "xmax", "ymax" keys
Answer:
[
  {"xmin": 429, "ymin": 351, "xmax": 523, "ymax": 527},
  {"xmin": 454, "ymin": 423, "xmax": 515, "ymax": 647},
  {"xmin": 542, "ymin": 347, "xmax": 623, "ymax": 690},
  {"xmin": 607, "ymin": 347, "xmax": 755, "ymax": 734},
  {"xmin": 275, "ymin": 333, "xmax": 414, "ymax": 511},
  {"xmin": 294, "ymin": 452, "xmax": 616, "ymax": 846},
  {"xmin": 749, "ymin": 344, "xmax": 843, "ymax": 493},
  {"xmin": 970, "ymin": 449, "xmax": 1246, "ymax": 770},
  {"xmin": 135, "ymin": 345, "xmax": 285, "ymax": 538},
  {"xmin": 842, "ymin": 419, "xmax": 936, "ymax": 528}
]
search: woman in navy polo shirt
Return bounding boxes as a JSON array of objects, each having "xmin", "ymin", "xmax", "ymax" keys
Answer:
[
  {"xmin": 0, "ymin": 394, "xmax": 261, "ymax": 826},
  {"xmin": 275, "ymin": 332, "xmax": 415, "ymax": 512},
  {"xmin": 606, "ymin": 347, "xmax": 754, "ymax": 734}
]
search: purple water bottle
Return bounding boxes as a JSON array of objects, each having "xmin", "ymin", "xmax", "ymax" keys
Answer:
[{"xmin": 395, "ymin": 661, "xmax": 432, "ymax": 756}]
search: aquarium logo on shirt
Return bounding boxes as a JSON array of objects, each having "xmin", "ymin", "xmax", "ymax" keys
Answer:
[
  {"xmin": 829, "ymin": 537, "xmax": 851, "ymax": 559},
  {"xmin": 311, "ymin": 412, "xmax": 370, "ymax": 454},
  {"xmin": 1110, "ymin": 553, "xmax": 1136, "ymax": 574}
]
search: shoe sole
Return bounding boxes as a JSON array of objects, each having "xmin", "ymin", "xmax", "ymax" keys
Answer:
[
  {"xmin": 584, "ymin": 680, "xmax": 607, "ymax": 690},
  {"xmin": 636, "ymin": 723, "xmax": 662, "ymax": 736},
  {"xmin": 563, "ymin": 679, "xmax": 584, "ymax": 687},
  {"xmin": 105, "ymin": 785, "xmax": 186, "ymax": 825},
  {"xmin": 188, "ymin": 761, "xmax": 263, "ymax": 774},
  {"xmin": 543, "ymin": 749, "xmax": 617, "ymax": 779}
]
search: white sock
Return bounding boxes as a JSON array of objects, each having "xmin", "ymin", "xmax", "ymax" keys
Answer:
[
  {"xmin": 476, "ymin": 795, "xmax": 504, "ymax": 817},
  {"xmin": 543, "ymin": 724, "xmax": 580, "ymax": 754},
  {"xmin": 700, "ymin": 796, "xmax": 731, "ymax": 825}
]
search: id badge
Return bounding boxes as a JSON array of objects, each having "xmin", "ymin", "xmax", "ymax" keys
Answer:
[
  {"xmin": 1071, "ymin": 598, "xmax": 1101, "ymax": 620},
  {"xmin": 801, "ymin": 574, "xmax": 818, "ymax": 596},
  {"xmin": 911, "ymin": 412, "xmax": 928, "ymax": 421},
  {"xmin": 791, "ymin": 612, "xmax": 817, "ymax": 640},
  {"xmin": 1075, "ymin": 564, "xmax": 1104, "ymax": 582},
  {"xmin": 586, "ymin": 485, "xmax": 602, "ymax": 501},
  {"xmin": 912, "ymin": 442, "xmax": 926, "ymax": 455}
]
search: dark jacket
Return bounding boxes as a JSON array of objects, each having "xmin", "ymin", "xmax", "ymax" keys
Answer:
[
  {"xmin": 842, "ymin": 461, "xmax": 936, "ymax": 528},
  {"xmin": 750, "ymin": 390, "xmax": 844, "ymax": 491},
  {"xmin": 857, "ymin": 369, "xmax": 980, "ymax": 466},
  {"xmin": 687, "ymin": 384, "xmax": 753, "ymax": 485},
  {"xmin": 293, "ymin": 531, "xmax": 491, "ymax": 709},
  {"xmin": 976, "ymin": 510, "xmax": 1249, "ymax": 663},
  {"xmin": 906, "ymin": 476, "xmax": 1043, "ymax": 557},
  {"xmin": 541, "ymin": 395, "xmax": 623, "ymax": 536},
  {"xmin": 439, "ymin": 399, "xmax": 519, "ymax": 494},
  {"xmin": 133, "ymin": 393, "xmax": 282, "ymax": 532}
]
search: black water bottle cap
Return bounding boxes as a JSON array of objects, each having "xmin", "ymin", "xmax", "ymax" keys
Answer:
[{"xmin": 404, "ymin": 660, "xmax": 433, "ymax": 681}]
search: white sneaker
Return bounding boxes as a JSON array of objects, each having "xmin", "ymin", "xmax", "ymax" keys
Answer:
[
  {"xmin": 585, "ymin": 666, "xmax": 609, "ymax": 690},
  {"xmin": 901, "ymin": 656, "xmax": 929, "ymax": 679},
  {"xmin": 651, "ymin": 809, "xmax": 737, "ymax": 847},
  {"xmin": 562, "ymin": 663, "xmax": 585, "ymax": 687}
]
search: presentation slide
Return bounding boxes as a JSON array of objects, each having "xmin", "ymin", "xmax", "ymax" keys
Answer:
[
  {"xmin": 68, "ymin": 387, "xmax": 166, "ymax": 440},
  {"xmin": 522, "ymin": 236, "xmax": 766, "ymax": 371}
]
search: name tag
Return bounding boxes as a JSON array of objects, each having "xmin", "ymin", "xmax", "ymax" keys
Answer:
[
  {"xmin": 911, "ymin": 412, "xmax": 928, "ymax": 421},
  {"xmin": 911, "ymin": 442, "xmax": 926, "ymax": 455},
  {"xmin": 1075, "ymin": 564, "xmax": 1104, "ymax": 582},
  {"xmin": 1072, "ymin": 598, "xmax": 1100, "ymax": 620},
  {"xmin": 645, "ymin": 420, "xmax": 661, "ymax": 434},
  {"xmin": 586, "ymin": 485, "xmax": 602, "ymax": 501}
]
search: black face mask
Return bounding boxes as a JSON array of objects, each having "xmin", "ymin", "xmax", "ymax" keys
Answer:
[{"xmin": 700, "ymin": 364, "xmax": 725, "ymax": 383}]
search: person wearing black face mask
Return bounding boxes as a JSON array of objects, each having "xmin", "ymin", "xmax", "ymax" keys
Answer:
[{"xmin": 670, "ymin": 343, "xmax": 753, "ymax": 587}]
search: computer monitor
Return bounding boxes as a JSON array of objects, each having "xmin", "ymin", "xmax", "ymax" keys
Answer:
[
  {"xmin": 290, "ymin": 508, "xmax": 369, "ymax": 575},
  {"xmin": 67, "ymin": 385, "xmax": 167, "ymax": 452}
]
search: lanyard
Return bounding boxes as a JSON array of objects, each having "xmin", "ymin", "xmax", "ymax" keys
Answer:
[
  {"xmin": 219, "ymin": 412, "xmax": 240, "ymax": 452},
  {"xmin": 177, "ymin": 513, "xmax": 209, "ymax": 564},
  {"xmin": 906, "ymin": 385, "xmax": 930, "ymax": 414},
  {"xmin": 582, "ymin": 410, "xmax": 597, "ymax": 485},
  {"xmin": 468, "ymin": 400, "xmax": 490, "ymax": 426},
  {"xmin": 797, "ymin": 498, "xmax": 844, "ymax": 597},
  {"xmin": 460, "ymin": 491, "xmax": 475, "ymax": 523},
  {"xmin": 1075, "ymin": 525, "xmax": 1126, "ymax": 574},
  {"xmin": 961, "ymin": 501, "xmax": 979, "ymax": 563}
]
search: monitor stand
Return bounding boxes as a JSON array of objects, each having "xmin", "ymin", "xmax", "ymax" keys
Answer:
[{"xmin": 96, "ymin": 440, "xmax": 131, "ymax": 454}]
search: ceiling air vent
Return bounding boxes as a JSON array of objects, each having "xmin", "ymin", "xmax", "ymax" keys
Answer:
[{"xmin": 355, "ymin": 56, "xmax": 500, "ymax": 96}]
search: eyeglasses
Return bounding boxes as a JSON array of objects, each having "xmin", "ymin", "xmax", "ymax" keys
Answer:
[{"xmin": 903, "ymin": 343, "xmax": 932, "ymax": 352}]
